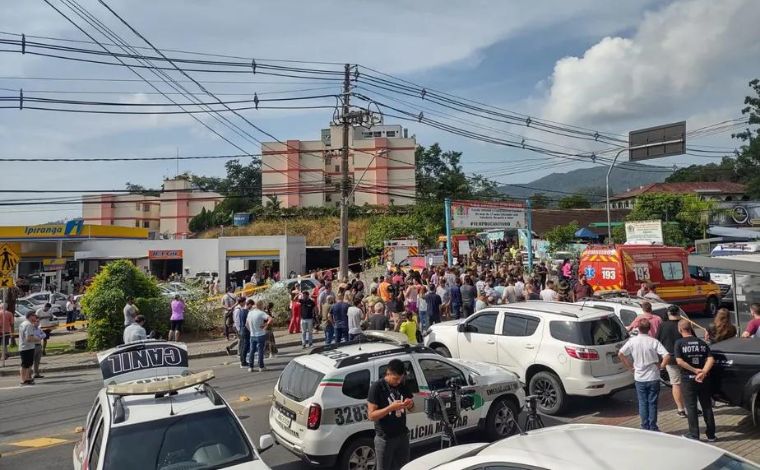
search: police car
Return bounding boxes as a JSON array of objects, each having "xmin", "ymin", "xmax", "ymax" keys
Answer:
[
  {"xmin": 73, "ymin": 341, "xmax": 272, "ymax": 470},
  {"xmin": 266, "ymin": 331, "xmax": 525, "ymax": 470}
]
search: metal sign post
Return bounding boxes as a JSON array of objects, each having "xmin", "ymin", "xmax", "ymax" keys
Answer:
[
  {"xmin": 444, "ymin": 198, "xmax": 453, "ymax": 266},
  {"xmin": 606, "ymin": 121, "xmax": 686, "ymax": 242}
]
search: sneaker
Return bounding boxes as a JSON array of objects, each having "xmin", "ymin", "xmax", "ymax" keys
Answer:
[
  {"xmin": 258, "ymin": 367, "xmax": 267, "ymax": 372},
  {"xmin": 697, "ymin": 409, "xmax": 703, "ymax": 417},
  {"xmin": 240, "ymin": 363, "xmax": 248, "ymax": 369},
  {"xmin": 682, "ymin": 434, "xmax": 698, "ymax": 440},
  {"xmin": 248, "ymin": 367, "xmax": 254, "ymax": 372},
  {"xmin": 33, "ymin": 374, "xmax": 44, "ymax": 379},
  {"xmin": 302, "ymin": 344, "xmax": 306, "ymax": 349},
  {"xmin": 268, "ymin": 353, "xmax": 274, "ymax": 359},
  {"xmin": 677, "ymin": 410, "xmax": 687, "ymax": 418},
  {"xmin": 706, "ymin": 436, "xmax": 718, "ymax": 443}
]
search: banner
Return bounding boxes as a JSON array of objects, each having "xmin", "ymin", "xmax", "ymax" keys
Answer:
[
  {"xmin": 451, "ymin": 200, "xmax": 526, "ymax": 229},
  {"xmin": 625, "ymin": 220, "xmax": 663, "ymax": 244},
  {"xmin": 148, "ymin": 250, "xmax": 183, "ymax": 260},
  {"xmin": 97, "ymin": 341, "xmax": 189, "ymax": 385}
]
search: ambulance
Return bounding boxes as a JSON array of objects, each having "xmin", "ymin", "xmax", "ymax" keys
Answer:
[{"xmin": 579, "ymin": 245, "xmax": 721, "ymax": 316}]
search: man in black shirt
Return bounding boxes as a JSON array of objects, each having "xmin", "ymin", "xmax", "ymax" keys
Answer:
[
  {"xmin": 368, "ymin": 359, "xmax": 414, "ymax": 470},
  {"xmin": 299, "ymin": 291, "xmax": 317, "ymax": 348},
  {"xmin": 656, "ymin": 306, "xmax": 687, "ymax": 417},
  {"xmin": 674, "ymin": 319, "xmax": 716, "ymax": 442},
  {"xmin": 424, "ymin": 285, "xmax": 443, "ymax": 325},
  {"xmin": 367, "ymin": 302, "xmax": 390, "ymax": 331}
]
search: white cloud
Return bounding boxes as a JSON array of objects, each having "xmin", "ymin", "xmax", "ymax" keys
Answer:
[{"xmin": 541, "ymin": 0, "xmax": 760, "ymax": 126}]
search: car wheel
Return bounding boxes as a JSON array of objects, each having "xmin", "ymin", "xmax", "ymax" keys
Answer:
[
  {"xmin": 485, "ymin": 397, "xmax": 519, "ymax": 440},
  {"xmin": 339, "ymin": 436, "xmax": 376, "ymax": 470},
  {"xmin": 529, "ymin": 371, "xmax": 566, "ymax": 415},
  {"xmin": 705, "ymin": 297, "xmax": 719, "ymax": 316},
  {"xmin": 433, "ymin": 345, "xmax": 451, "ymax": 358}
]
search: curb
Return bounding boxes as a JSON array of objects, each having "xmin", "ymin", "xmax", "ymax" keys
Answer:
[{"xmin": 0, "ymin": 337, "xmax": 323, "ymax": 376}]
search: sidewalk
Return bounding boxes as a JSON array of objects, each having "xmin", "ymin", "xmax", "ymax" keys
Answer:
[{"xmin": 0, "ymin": 328, "xmax": 325, "ymax": 376}]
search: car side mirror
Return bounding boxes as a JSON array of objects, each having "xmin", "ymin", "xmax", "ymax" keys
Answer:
[
  {"xmin": 259, "ymin": 434, "xmax": 275, "ymax": 452},
  {"xmin": 457, "ymin": 323, "xmax": 467, "ymax": 333},
  {"xmin": 468, "ymin": 374, "xmax": 476, "ymax": 386}
]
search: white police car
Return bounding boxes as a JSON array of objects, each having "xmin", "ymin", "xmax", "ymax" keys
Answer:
[
  {"xmin": 266, "ymin": 331, "xmax": 525, "ymax": 470},
  {"xmin": 73, "ymin": 341, "xmax": 272, "ymax": 470}
]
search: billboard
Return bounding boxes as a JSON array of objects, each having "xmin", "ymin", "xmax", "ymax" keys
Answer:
[
  {"xmin": 451, "ymin": 200, "xmax": 526, "ymax": 229},
  {"xmin": 625, "ymin": 220, "xmax": 663, "ymax": 244}
]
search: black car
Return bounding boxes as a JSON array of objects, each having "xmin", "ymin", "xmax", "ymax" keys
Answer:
[{"xmin": 710, "ymin": 337, "xmax": 760, "ymax": 426}]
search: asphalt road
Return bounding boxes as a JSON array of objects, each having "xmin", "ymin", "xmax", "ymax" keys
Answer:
[{"xmin": 0, "ymin": 313, "xmax": 717, "ymax": 469}]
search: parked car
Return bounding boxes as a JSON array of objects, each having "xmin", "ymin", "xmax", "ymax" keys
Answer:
[
  {"xmin": 15, "ymin": 299, "xmax": 59, "ymax": 333},
  {"xmin": 401, "ymin": 423, "xmax": 760, "ymax": 470},
  {"xmin": 158, "ymin": 282, "xmax": 198, "ymax": 299},
  {"xmin": 710, "ymin": 337, "xmax": 760, "ymax": 426},
  {"xmin": 575, "ymin": 295, "xmax": 688, "ymax": 328},
  {"xmin": 424, "ymin": 301, "xmax": 632, "ymax": 415},
  {"xmin": 21, "ymin": 291, "xmax": 68, "ymax": 310},
  {"xmin": 271, "ymin": 278, "xmax": 319, "ymax": 295}
]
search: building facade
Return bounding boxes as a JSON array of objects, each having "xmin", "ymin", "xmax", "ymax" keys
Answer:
[
  {"xmin": 82, "ymin": 177, "xmax": 222, "ymax": 238},
  {"xmin": 607, "ymin": 182, "xmax": 747, "ymax": 209},
  {"xmin": 260, "ymin": 124, "xmax": 416, "ymax": 208}
]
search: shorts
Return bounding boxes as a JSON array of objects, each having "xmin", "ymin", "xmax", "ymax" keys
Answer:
[
  {"xmin": 666, "ymin": 364, "xmax": 682, "ymax": 385},
  {"xmin": 170, "ymin": 320, "xmax": 184, "ymax": 332},
  {"xmin": 20, "ymin": 348, "xmax": 35, "ymax": 368}
]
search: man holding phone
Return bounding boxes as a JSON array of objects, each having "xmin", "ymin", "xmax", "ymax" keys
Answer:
[{"xmin": 368, "ymin": 359, "xmax": 414, "ymax": 470}]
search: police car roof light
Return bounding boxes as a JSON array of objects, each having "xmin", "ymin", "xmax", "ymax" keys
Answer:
[
  {"xmin": 106, "ymin": 370, "xmax": 215, "ymax": 396},
  {"xmin": 336, "ymin": 345, "xmax": 437, "ymax": 369}
]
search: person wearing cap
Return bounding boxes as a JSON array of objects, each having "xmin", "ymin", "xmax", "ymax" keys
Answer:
[
  {"xmin": 18, "ymin": 311, "xmax": 40, "ymax": 385},
  {"xmin": 656, "ymin": 305, "xmax": 688, "ymax": 417}
]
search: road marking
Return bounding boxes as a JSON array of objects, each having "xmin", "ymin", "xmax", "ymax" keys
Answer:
[{"xmin": 10, "ymin": 437, "xmax": 69, "ymax": 448}]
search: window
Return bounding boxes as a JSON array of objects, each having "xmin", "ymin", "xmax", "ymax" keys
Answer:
[
  {"xmin": 142, "ymin": 221, "xmax": 150, "ymax": 228},
  {"xmin": 135, "ymin": 202, "xmax": 141, "ymax": 210},
  {"xmin": 466, "ymin": 312, "xmax": 498, "ymax": 334},
  {"xmin": 110, "ymin": 219, "xmax": 114, "ymax": 225},
  {"xmin": 373, "ymin": 131, "xmax": 382, "ymax": 137},
  {"xmin": 103, "ymin": 408, "xmax": 255, "ymax": 470},
  {"xmin": 661, "ymin": 261, "xmax": 684, "ymax": 280},
  {"xmin": 86, "ymin": 404, "xmax": 102, "ymax": 441},
  {"xmin": 386, "ymin": 131, "xmax": 396, "ymax": 137},
  {"xmin": 88, "ymin": 420, "xmax": 104, "ymax": 470},
  {"xmin": 502, "ymin": 314, "xmax": 540, "ymax": 337},
  {"xmin": 143, "ymin": 204, "xmax": 150, "ymax": 212},
  {"xmin": 550, "ymin": 317, "xmax": 627, "ymax": 346},
  {"xmin": 335, "ymin": 165, "xmax": 340, "ymax": 172},
  {"xmin": 378, "ymin": 360, "xmax": 419, "ymax": 393},
  {"xmin": 134, "ymin": 220, "xmax": 140, "ymax": 227},
  {"xmin": 419, "ymin": 359, "xmax": 466, "ymax": 390},
  {"xmin": 619, "ymin": 309, "xmax": 638, "ymax": 326},
  {"xmin": 361, "ymin": 131, "xmax": 373, "ymax": 138},
  {"xmin": 342, "ymin": 370, "xmax": 370, "ymax": 399},
  {"xmin": 278, "ymin": 361, "xmax": 325, "ymax": 402}
]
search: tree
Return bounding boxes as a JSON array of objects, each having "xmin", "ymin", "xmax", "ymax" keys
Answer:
[
  {"xmin": 81, "ymin": 260, "xmax": 162, "ymax": 350},
  {"xmin": 545, "ymin": 221, "xmax": 580, "ymax": 252},
  {"xmin": 558, "ymin": 193, "xmax": 591, "ymax": 209},
  {"xmin": 125, "ymin": 182, "xmax": 160, "ymax": 197},
  {"xmin": 666, "ymin": 158, "xmax": 739, "ymax": 183},
  {"xmin": 189, "ymin": 207, "xmax": 213, "ymax": 232},
  {"xmin": 415, "ymin": 143, "xmax": 499, "ymax": 200},
  {"xmin": 623, "ymin": 193, "xmax": 719, "ymax": 246},
  {"xmin": 530, "ymin": 193, "xmax": 550, "ymax": 209}
]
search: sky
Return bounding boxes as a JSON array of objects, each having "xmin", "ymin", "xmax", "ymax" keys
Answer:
[{"xmin": 0, "ymin": 0, "xmax": 758, "ymax": 225}]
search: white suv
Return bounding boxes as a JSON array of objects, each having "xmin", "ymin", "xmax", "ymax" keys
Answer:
[
  {"xmin": 269, "ymin": 332, "xmax": 525, "ymax": 470},
  {"xmin": 424, "ymin": 301, "xmax": 633, "ymax": 415}
]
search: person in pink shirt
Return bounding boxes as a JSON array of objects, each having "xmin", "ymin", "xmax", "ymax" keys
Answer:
[
  {"xmin": 627, "ymin": 301, "xmax": 663, "ymax": 338},
  {"xmin": 741, "ymin": 303, "xmax": 760, "ymax": 338},
  {"xmin": 169, "ymin": 295, "xmax": 185, "ymax": 342}
]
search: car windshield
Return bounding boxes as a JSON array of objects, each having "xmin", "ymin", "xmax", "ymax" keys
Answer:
[
  {"xmin": 278, "ymin": 361, "xmax": 325, "ymax": 402},
  {"xmin": 702, "ymin": 453, "xmax": 760, "ymax": 470},
  {"xmin": 550, "ymin": 316, "xmax": 627, "ymax": 346},
  {"xmin": 104, "ymin": 408, "xmax": 255, "ymax": 470}
]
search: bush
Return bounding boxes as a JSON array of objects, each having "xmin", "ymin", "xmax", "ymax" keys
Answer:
[
  {"xmin": 260, "ymin": 286, "xmax": 291, "ymax": 327},
  {"xmin": 81, "ymin": 260, "xmax": 162, "ymax": 350},
  {"xmin": 135, "ymin": 297, "xmax": 171, "ymax": 339},
  {"xmin": 185, "ymin": 297, "xmax": 220, "ymax": 333}
]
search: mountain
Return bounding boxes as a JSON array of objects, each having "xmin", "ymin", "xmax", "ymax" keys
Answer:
[{"xmin": 497, "ymin": 162, "xmax": 669, "ymax": 201}]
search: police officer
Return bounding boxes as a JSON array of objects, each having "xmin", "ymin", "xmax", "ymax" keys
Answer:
[
  {"xmin": 367, "ymin": 359, "xmax": 414, "ymax": 470},
  {"xmin": 674, "ymin": 319, "xmax": 717, "ymax": 442}
]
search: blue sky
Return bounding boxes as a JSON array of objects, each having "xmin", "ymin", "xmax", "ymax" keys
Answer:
[{"xmin": 0, "ymin": 0, "xmax": 757, "ymax": 224}]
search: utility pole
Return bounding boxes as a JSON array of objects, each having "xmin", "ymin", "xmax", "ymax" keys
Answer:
[{"xmin": 339, "ymin": 63, "xmax": 351, "ymax": 282}]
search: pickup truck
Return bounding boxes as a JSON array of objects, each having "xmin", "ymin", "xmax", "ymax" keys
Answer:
[{"xmin": 711, "ymin": 337, "xmax": 760, "ymax": 426}]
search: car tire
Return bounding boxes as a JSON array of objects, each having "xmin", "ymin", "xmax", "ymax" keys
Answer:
[
  {"xmin": 705, "ymin": 297, "xmax": 719, "ymax": 316},
  {"xmin": 485, "ymin": 396, "xmax": 519, "ymax": 441},
  {"xmin": 528, "ymin": 371, "xmax": 566, "ymax": 415},
  {"xmin": 433, "ymin": 345, "xmax": 451, "ymax": 358},
  {"xmin": 339, "ymin": 436, "xmax": 376, "ymax": 470}
]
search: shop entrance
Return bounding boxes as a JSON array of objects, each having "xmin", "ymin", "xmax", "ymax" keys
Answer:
[
  {"xmin": 225, "ymin": 250, "xmax": 280, "ymax": 289},
  {"xmin": 148, "ymin": 250, "xmax": 184, "ymax": 281}
]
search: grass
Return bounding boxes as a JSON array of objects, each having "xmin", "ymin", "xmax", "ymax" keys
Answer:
[
  {"xmin": 5, "ymin": 342, "xmax": 76, "ymax": 356},
  {"xmin": 198, "ymin": 216, "xmax": 372, "ymax": 246}
]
